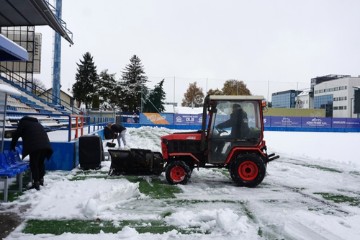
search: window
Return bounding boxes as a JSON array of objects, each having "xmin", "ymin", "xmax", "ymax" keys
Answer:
[{"xmin": 314, "ymin": 94, "xmax": 333, "ymax": 109}]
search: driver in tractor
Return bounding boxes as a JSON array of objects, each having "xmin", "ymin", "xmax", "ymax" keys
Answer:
[
  {"xmin": 213, "ymin": 103, "xmax": 250, "ymax": 156},
  {"xmin": 216, "ymin": 103, "xmax": 250, "ymax": 139}
]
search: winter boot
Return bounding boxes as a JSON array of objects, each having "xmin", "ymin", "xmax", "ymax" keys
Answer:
[
  {"xmin": 39, "ymin": 178, "xmax": 44, "ymax": 186},
  {"xmin": 29, "ymin": 181, "xmax": 40, "ymax": 191}
]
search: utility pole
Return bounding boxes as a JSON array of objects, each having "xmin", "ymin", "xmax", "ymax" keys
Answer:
[
  {"xmin": 173, "ymin": 76, "xmax": 175, "ymax": 112},
  {"xmin": 267, "ymin": 80, "xmax": 270, "ymax": 102}
]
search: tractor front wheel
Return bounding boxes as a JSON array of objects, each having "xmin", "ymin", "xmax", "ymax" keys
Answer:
[
  {"xmin": 165, "ymin": 160, "xmax": 191, "ymax": 185},
  {"xmin": 230, "ymin": 154, "xmax": 266, "ymax": 187}
]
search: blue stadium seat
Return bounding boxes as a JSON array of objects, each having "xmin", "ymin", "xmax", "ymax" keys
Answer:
[
  {"xmin": 3, "ymin": 150, "xmax": 29, "ymax": 171},
  {"xmin": 0, "ymin": 151, "xmax": 29, "ymax": 202}
]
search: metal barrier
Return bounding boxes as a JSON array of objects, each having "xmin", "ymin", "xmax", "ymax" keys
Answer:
[
  {"xmin": 4, "ymin": 112, "xmax": 115, "ymax": 141},
  {"xmin": 71, "ymin": 114, "xmax": 84, "ymax": 140}
]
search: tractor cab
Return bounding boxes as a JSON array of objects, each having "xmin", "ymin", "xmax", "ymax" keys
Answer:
[{"xmin": 205, "ymin": 96, "xmax": 264, "ymax": 164}]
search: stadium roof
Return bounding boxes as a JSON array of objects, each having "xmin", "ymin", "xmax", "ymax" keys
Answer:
[
  {"xmin": 0, "ymin": 34, "xmax": 28, "ymax": 61},
  {"xmin": 0, "ymin": 0, "xmax": 73, "ymax": 44}
]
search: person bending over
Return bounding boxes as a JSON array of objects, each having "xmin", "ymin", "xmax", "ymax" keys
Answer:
[
  {"xmin": 108, "ymin": 123, "xmax": 127, "ymax": 149},
  {"xmin": 10, "ymin": 116, "xmax": 53, "ymax": 190},
  {"xmin": 104, "ymin": 124, "xmax": 118, "ymax": 139}
]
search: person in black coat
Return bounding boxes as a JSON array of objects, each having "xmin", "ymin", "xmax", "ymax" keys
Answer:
[
  {"xmin": 216, "ymin": 103, "xmax": 250, "ymax": 139},
  {"xmin": 104, "ymin": 124, "xmax": 118, "ymax": 140},
  {"xmin": 108, "ymin": 123, "xmax": 127, "ymax": 148},
  {"xmin": 10, "ymin": 116, "xmax": 53, "ymax": 190}
]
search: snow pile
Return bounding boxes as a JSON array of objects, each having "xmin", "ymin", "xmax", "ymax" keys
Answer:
[
  {"xmin": 25, "ymin": 178, "xmax": 145, "ymax": 220},
  {"xmin": 165, "ymin": 208, "xmax": 258, "ymax": 236}
]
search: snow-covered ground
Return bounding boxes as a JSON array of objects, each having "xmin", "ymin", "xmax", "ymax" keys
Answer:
[{"xmin": 2, "ymin": 127, "xmax": 360, "ymax": 240}]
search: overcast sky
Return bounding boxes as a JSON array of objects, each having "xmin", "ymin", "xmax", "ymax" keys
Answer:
[{"xmin": 37, "ymin": 0, "xmax": 360, "ymax": 104}]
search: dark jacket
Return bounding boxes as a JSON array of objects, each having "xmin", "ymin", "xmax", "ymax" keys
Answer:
[
  {"xmin": 10, "ymin": 116, "xmax": 53, "ymax": 160},
  {"xmin": 104, "ymin": 126, "xmax": 113, "ymax": 139},
  {"xmin": 217, "ymin": 109, "xmax": 249, "ymax": 138},
  {"xmin": 104, "ymin": 126, "xmax": 118, "ymax": 139},
  {"xmin": 110, "ymin": 124, "xmax": 126, "ymax": 133}
]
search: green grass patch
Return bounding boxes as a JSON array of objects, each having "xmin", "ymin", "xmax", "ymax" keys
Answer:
[
  {"xmin": 166, "ymin": 199, "xmax": 239, "ymax": 205},
  {"xmin": 0, "ymin": 190, "xmax": 22, "ymax": 202},
  {"xmin": 61, "ymin": 174, "xmax": 182, "ymax": 199},
  {"xmin": 71, "ymin": 170, "xmax": 109, "ymax": 176},
  {"xmin": 125, "ymin": 176, "xmax": 182, "ymax": 199},
  {"xmin": 0, "ymin": 171, "xmax": 32, "ymax": 202},
  {"xmin": 349, "ymin": 171, "xmax": 360, "ymax": 176},
  {"xmin": 23, "ymin": 219, "xmax": 197, "ymax": 235},
  {"xmin": 290, "ymin": 162, "xmax": 342, "ymax": 173},
  {"xmin": 242, "ymin": 204, "xmax": 256, "ymax": 222},
  {"xmin": 314, "ymin": 192, "xmax": 360, "ymax": 206},
  {"xmin": 69, "ymin": 175, "xmax": 114, "ymax": 181}
]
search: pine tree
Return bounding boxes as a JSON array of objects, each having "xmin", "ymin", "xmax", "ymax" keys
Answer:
[
  {"xmin": 181, "ymin": 82, "xmax": 204, "ymax": 107},
  {"xmin": 143, "ymin": 79, "xmax": 166, "ymax": 112},
  {"xmin": 112, "ymin": 81, "xmax": 127, "ymax": 110},
  {"xmin": 222, "ymin": 79, "xmax": 251, "ymax": 95},
  {"xmin": 121, "ymin": 55, "xmax": 148, "ymax": 112},
  {"xmin": 72, "ymin": 52, "xmax": 98, "ymax": 109},
  {"xmin": 98, "ymin": 69, "xmax": 117, "ymax": 109}
]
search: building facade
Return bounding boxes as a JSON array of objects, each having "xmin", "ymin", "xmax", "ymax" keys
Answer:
[
  {"xmin": 313, "ymin": 76, "xmax": 360, "ymax": 118},
  {"xmin": 271, "ymin": 90, "xmax": 302, "ymax": 108},
  {"xmin": 295, "ymin": 89, "xmax": 313, "ymax": 109}
]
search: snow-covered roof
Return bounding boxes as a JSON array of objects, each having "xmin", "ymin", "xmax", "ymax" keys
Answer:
[
  {"xmin": 297, "ymin": 89, "xmax": 311, "ymax": 96},
  {"xmin": 209, "ymin": 95, "xmax": 264, "ymax": 101}
]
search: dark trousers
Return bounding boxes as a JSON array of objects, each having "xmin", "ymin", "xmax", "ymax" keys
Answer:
[{"xmin": 29, "ymin": 150, "xmax": 47, "ymax": 183}]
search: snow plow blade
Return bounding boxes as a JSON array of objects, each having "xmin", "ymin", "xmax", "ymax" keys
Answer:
[
  {"xmin": 106, "ymin": 142, "xmax": 116, "ymax": 147},
  {"xmin": 108, "ymin": 149, "xmax": 164, "ymax": 176}
]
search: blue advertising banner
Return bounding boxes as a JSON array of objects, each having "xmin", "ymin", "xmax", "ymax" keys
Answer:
[
  {"xmin": 174, "ymin": 114, "xmax": 203, "ymax": 125},
  {"xmin": 332, "ymin": 118, "xmax": 360, "ymax": 128},
  {"xmin": 345, "ymin": 118, "xmax": 360, "ymax": 128},
  {"xmin": 121, "ymin": 112, "xmax": 140, "ymax": 123},
  {"xmin": 263, "ymin": 116, "xmax": 271, "ymax": 127},
  {"xmin": 301, "ymin": 117, "xmax": 332, "ymax": 128},
  {"xmin": 270, "ymin": 116, "xmax": 302, "ymax": 127},
  {"xmin": 130, "ymin": 112, "xmax": 360, "ymax": 132},
  {"xmin": 332, "ymin": 118, "xmax": 348, "ymax": 128}
]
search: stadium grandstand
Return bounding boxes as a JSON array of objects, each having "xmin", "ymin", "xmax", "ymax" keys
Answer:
[
  {"xmin": 0, "ymin": 1, "xmax": 117, "ymax": 202},
  {"xmin": 0, "ymin": 0, "xmax": 78, "ymax": 135}
]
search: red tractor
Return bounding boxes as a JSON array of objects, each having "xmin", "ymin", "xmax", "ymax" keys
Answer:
[{"xmin": 161, "ymin": 95, "xmax": 279, "ymax": 187}]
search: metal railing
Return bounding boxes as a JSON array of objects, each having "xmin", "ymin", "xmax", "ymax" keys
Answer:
[
  {"xmin": 3, "ymin": 112, "xmax": 115, "ymax": 142},
  {"xmin": 0, "ymin": 65, "xmax": 80, "ymax": 114}
]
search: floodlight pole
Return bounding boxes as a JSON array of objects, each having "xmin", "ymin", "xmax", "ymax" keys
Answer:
[{"xmin": 52, "ymin": 0, "xmax": 62, "ymax": 105}]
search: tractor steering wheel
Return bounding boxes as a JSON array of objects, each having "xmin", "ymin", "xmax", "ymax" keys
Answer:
[{"xmin": 215, "ymin": 126, "xmax": 228, "ymax": 135}]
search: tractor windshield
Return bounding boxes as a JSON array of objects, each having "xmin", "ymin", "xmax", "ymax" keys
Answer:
[{"xmin": 207, "ymin": 100, "xmax": 262, "ymax": 163}]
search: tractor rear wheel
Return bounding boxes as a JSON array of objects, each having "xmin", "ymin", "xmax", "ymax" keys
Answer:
[
  {"xmin": 165, "ymin": 160, "xmax": 191, "ymax": 185},
  {"xmin": 230, "ymin": 154, "xmax": 266, "ymax": 187}
]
